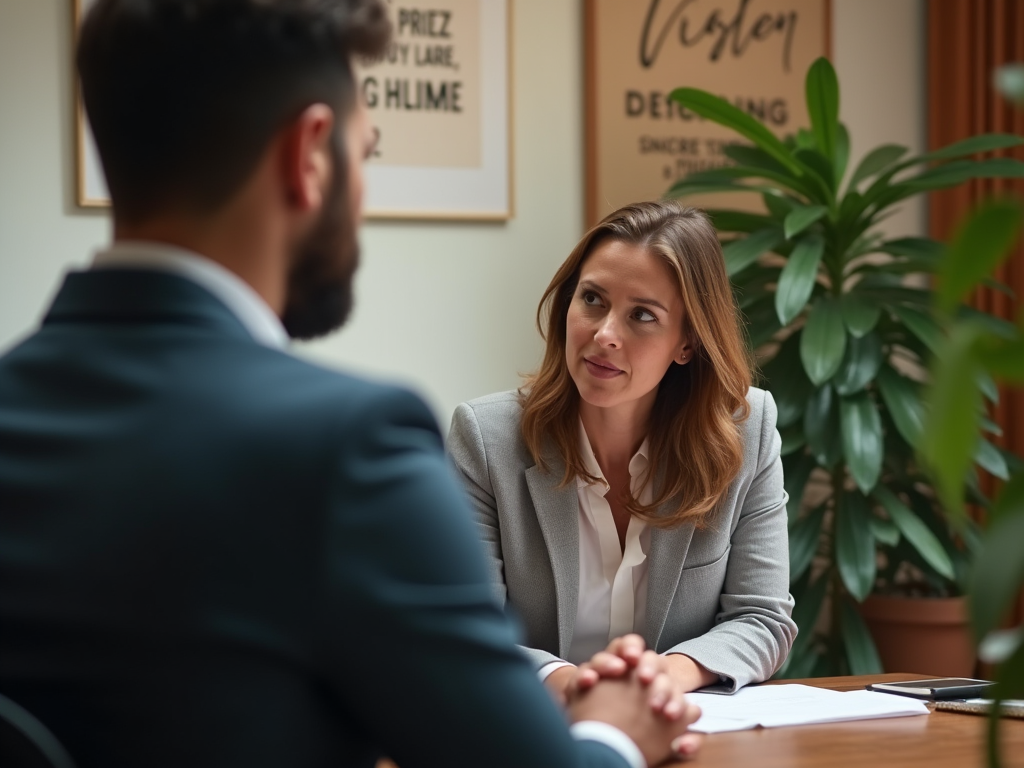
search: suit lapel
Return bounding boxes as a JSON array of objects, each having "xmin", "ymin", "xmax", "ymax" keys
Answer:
[
  {"xmin": 644, "ymin": 502, "xmax": 695, "ymax": 650},
  {"xmin": 525, "ymin": 462, "xmax": 580, "ymax": 658}
]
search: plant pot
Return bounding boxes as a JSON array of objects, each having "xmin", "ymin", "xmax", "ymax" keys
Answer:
[{"xmin": 859, "ymin": 594, "xmax": 976, "ymax": 677}]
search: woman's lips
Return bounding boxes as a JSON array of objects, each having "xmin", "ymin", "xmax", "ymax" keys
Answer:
[{"xmin": 584, "ymin": 357, "xmax": 623, "ymax": 379}]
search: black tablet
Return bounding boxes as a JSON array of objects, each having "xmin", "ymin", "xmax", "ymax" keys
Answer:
[{"xmin": 866, "ymin": 677, "xmax": 994, "ymax": 701}]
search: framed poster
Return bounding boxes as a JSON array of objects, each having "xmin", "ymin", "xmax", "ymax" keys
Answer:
[
  {"xmin": 356, "ymin": 0, "xmax": 512, "ymax": 220},
  {"xmin": 585, "ymin": 0, "xmax": 830, "ymax": 225},
  {"xmin": 73, "ymin": 0, "xmax": 513, "ymax": 220}
]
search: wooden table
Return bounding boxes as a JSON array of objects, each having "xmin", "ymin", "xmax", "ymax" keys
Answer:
[
  {"xmin": 699, "ymin": 673, "xmax": 1024, "ymax": 768},
  {"xmin": 377, "ymin": 673, "xmax": 1024, "ymax": 767}
]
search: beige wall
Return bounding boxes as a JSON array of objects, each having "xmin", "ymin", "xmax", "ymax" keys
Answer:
[{"xmin": 0, "ymin": 0, "xmax": 925, "ymax": 427}]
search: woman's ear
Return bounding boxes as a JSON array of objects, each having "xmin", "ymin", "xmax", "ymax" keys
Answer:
[{"xmin": 675, "ymin": 341, "xmax": 694, "ymax": 365}]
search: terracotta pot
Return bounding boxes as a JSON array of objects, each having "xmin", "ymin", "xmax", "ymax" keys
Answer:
[{"xmin": 859, "ymin": 594, "xmax": 976, "ymax": 677}]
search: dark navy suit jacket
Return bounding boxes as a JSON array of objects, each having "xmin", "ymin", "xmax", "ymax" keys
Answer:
[{"xmin": 0, "ymin": 269, "xmax": 629, "ymax": 768}]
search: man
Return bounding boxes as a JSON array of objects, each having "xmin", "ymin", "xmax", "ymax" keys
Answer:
[{"xmin": 0, "ymin": 1, "xmax": 700, "ymax": 766}]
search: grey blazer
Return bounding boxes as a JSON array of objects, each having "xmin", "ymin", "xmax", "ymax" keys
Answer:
[{"xmin": 447, "ymin": 387, "xmax": 796, "ymax": 692}]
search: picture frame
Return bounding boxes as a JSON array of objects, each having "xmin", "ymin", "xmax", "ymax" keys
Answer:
[
  {"xmin": 72, "ymin": 0, "xmax": 513, "ymax": 221},
  {"xmin": 358, "ymin": 0, "xmax": 513, "ymax": 221},
  {"xmin": 584, "ymin": 0, "xmax": 831, "ymax": 226},
  {"xmin": 73, "ymin": 0, "xmax": 107, "ymax": 208}
]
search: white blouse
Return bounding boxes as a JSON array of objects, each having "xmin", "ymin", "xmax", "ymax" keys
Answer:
[{"xmin": 541, "ymin": 422, "xmax": 653, "ymax": 677}]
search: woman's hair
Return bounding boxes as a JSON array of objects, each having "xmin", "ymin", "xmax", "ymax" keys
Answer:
[{"xmin": 520, "ymin": 200, "xmax": 753, "ymax": 529}]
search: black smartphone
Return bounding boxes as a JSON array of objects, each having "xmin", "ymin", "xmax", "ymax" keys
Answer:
[{"xmin": 866, "ymin": 677, "xmax": 994, "ymax": 701}]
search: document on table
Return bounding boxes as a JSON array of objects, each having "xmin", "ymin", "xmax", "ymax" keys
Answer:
[{"xmin": 687, "ymin": 684, "xmax": 930, "ymax": 733}]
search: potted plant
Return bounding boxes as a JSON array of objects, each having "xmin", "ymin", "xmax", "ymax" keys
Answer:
[{"xmin": 665, "ymin": 57, "xmax": 1024, "ymax": 677}]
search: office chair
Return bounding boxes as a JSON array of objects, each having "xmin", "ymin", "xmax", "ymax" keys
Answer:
[{"xmin": 0, "ymin": 693, "xmax": 77, "ymax": 768}]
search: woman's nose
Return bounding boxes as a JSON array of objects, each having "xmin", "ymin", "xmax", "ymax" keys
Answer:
[{"xmin": 594, "ymin": 314, "xmax": 622, "ymax": 347}]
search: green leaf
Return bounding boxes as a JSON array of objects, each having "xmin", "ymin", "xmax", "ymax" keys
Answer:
[
  {"xmin": 790, "ymin": 503, "xmax": 825, "ymax": 581},
  {"xmin": 975, "ymin": 438, "xmax": 1010, "ymax": 480},
  {"xmin": 995, "ymin": 63, "xmax": 1024, "ymax": 105},
  {"xmin": 784, "ymin": 451, "xmax": 818, "ymax": 525},
  {"xmin": 779, "ymin": 424, "xmax": 807, "ymax": 456},
  {"xmin": 836, "ymin": 491, "xmax": 877, "ymax": 601},
  {"xmin": 840, "ymin": 392, "xmax": 883, "ymax": 493},
  {"xmin": 670, "ymin": 88, "xmax": 802, "ymax": 174},
  {"xmin": 834, "ymin": 122, "xmax": 850, "ymax": 187},
  {"xmin": 705, "ymin": 209, "xmax": 776, "ymax": 234},
  {"xmin": 921, "ymin": 324, "xmax": 985, "ymax": 519},
  {"xmin": 763, "ymin": 192, "xmax": 797, "ymax": 219},
  {"xmin": 722, "ymin": 144, "xmax": 797, "ymax": 177},
  {"xmin": 775, "ymin": 235, "xmax": 824, "ymax": 324},
  {"xmin": 937, "ymin": 201, "xmax": 1023, "ymax": 313},
  {"xmin": 794, "ymin": 148, "xmax": 836, "ymax": 194},
  {"xmin": 801, "ymin": 297, "xmax": 847, "ymax": 385},
  {"xmin": 840, "ymin": 292, "xmax": 882, "ymax": 338},
  {"xmin": 876, "ymin": 365, "xmax": 925, "ymax": 448},
  {"xmin": 666, "ymin": 179, "xmax": 776, "ymax": 199},
  {"xmin": 903, "ymin": 157, "xmax": 1024, "ymax": 191},
  {"xmin": 978, "ymin": 336, "xmax": 1024, "ymax": 381},
  {"xmin": 924, "ymin": 133, "xmax": 1024, "ymax": 161},
  {"xmin": 792, "ymin": 572, "xmax": 828, "ymax": 635},
  {"xmin": 840, "ymin": 600, "xmax": 884, "ymax": 674},
  {"xmin": 682, "ymin": 165, "xmax": 815, "ymax": 198},
  {"xmin": 847, "ymin": 144, "xmax": 908, "ymax": 190},
  {"xmin": 977, "ymin": 369, "xmax": 999, "ymax": 404},
  {"xmin": 968, "ymin": 512, "xmax": 1024, "ymax": 640},
  {"xmin": 991, "ymin": 471, "xmax": 1024, "ymax": 523},
  {"xmin": 806, "ymin": 57, "xmax": 839, "ymax": 161},
  {"xmin": 762, "ymin": 332, "xmax": 816, "ymax": 427},
  {"xmin": 878, "ymin": 237, "xmax": 944, "ymax": 261},
  {"xmin": 722, "ymin": 228, "xmax": 786, "ymax": 276},
  {"xmin": 784, "ymin": 205, "xmax": 828, "ymax": 240},
  {"xmin": 873, "ymin": 485, "xmax": 955, "ymax": 581},
  {"xmin": 869, "ymin": 515, "xmax": 900, "ymax": 547},
  {"xmin": 833, "ymin": 332, "xmax": 883, "ymax": 395},
  {"xmin": 805, "ymin": 384, "xmax": 842, "ymax": 468},
  {"xmin": 890, "ymin": 305, "xmax": 943, "ymax": 354}
]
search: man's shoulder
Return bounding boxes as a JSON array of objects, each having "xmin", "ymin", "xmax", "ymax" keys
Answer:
[{"xmin": 206, "ymin": 346, "xmax": 439, "ymax": 440}]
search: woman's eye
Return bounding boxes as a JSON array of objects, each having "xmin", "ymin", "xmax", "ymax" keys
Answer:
[
  {"xmin": 582, "ymin": 291, "xmax": 602, "ymax": 306},
  {"xmin": 633, "ymin": 308, "xmax": 657, "ymax": 322}
]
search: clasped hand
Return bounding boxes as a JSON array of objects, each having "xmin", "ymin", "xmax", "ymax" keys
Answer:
[{"xmin": 547, "ymin": 634, "xmax": 703, "ymax": 762}]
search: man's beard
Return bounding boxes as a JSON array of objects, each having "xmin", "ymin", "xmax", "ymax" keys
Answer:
[{"xmin": 281, "ymin": 138, "xmax": 359, "ymax": 341}]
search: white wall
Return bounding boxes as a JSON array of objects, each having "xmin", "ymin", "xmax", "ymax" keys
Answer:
[
  {"xmin": 832, "ymin": 0, "xmax": 927, "ymax": 241},
  {"xmin": 0, "ymin": 0, "xmax": 925, "ymax": 429}
]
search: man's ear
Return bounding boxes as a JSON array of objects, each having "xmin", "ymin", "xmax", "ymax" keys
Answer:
[{"xmin": 278, "ymin": 103, "xmax": 335, "ymax": 213}]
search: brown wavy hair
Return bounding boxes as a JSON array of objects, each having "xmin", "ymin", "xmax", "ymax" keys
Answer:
[{"xmin": 519, "ymin": 201, "xmax": 753, "ymax": 529}]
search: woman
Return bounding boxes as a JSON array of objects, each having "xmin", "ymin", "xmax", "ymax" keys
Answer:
[{"xmin": 448, "ymin": 201, "xmax": 796, "ymax": 700}]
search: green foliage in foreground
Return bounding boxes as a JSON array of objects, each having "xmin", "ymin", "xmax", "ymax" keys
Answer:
[{"xmin": 925, "ymin": 201, "xmax": 1024, "ymax": 768}]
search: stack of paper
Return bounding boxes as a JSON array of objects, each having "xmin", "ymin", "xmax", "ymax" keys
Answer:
[{"xmin": 687, "ymin": 684, "xmax": 930, "ymax": 733}]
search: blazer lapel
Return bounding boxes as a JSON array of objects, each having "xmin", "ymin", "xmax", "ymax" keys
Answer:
[
  {"xmin": 644, "ymin": 504, "xmax": 695, "ymax": 651},
  {"xmin": 525, "ymin": 462, "xmax": 580, "ymax": 659}
]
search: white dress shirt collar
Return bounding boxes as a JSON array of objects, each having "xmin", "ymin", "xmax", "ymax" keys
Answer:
[
  {"xmin": 576, "ymin": 420, "xmax": 651, "ymax": 495},
  {"xmin": 91, "ymin": 241, "xmax": 289, "ymax": 349}
]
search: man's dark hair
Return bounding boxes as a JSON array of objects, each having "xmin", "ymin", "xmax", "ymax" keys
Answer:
[{"xmin": 77, "ymin": 0, "xmax": 390, "ymax": 222}]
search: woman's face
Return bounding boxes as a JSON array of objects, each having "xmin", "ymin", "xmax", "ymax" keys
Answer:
[{"xmin": 565, "ymin": 239, "xmax": 691, "ymax": 417}]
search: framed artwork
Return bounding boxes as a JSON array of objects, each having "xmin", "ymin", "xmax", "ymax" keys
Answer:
[
  {"xmin": 356, "ymin": 0, "xmax": 512, "ymax": 220},
  {"xmin": 72, "ymin": 0, "xmax": 513, "ymax": 220},
  {"xmin": 73, "ymin": 0, "xmax": 106, "ymax": 207},
  {"xmin": 584, "ymin": 0, "xmax": 831, "ymax": 225}
]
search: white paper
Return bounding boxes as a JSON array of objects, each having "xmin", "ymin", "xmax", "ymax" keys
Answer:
[{"xmin": 687, "ymin": 684, "xmax": 930, "ymax": 734}]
